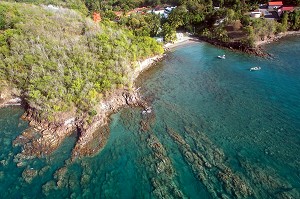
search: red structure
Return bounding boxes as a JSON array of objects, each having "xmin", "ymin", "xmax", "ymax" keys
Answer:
[
  {"xmin": 268, "ymin": 1, "xmax": 283, "ymax": 6},
  {"xmin": 93, "ymin": 12, "xmax": 101, "ymax": 23},
  {"xmin": 281, "ymin": 6, "xmax": 294, "ymax": 12}
]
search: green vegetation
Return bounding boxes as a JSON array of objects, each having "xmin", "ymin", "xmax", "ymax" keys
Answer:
[
  {"xmin": 0, "ymin": 2, "xmax": 163, "ymax": 120},
  {"xmin": 284, "ymin": 0, "xmax": 300, "ymax": 6},
  {"xmin": 4, "ymin": 0, "xmax": 88, "ymax": 15},
  {"xmin": 288, "ymin": 10, "xmax": 300, "ymax": 30},
  {"xmin": 154, "ymin": 1, "xmax": 299, "ymax": 47},
  {"xmin": 1, "ymin": 0, "xmax": 299, "ymax": 121},
  {"xmin": 252, "ymin": 19, "xmax": 278, "ymax": 39},
  {"xmin": 120, "ymin": 13, "xmax": 161, "ymax": 37},
  {"xmin": 83, "ymin": 0, "xmax": 179, "ymax": 12}
]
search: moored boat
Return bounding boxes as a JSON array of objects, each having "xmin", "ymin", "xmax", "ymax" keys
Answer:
[
  {"xmin": 250, "ymin": 66, "xmax": 261, "ymax": 71},
  {"xmin": 217, "ymin": 55, "xmax": 226, "ymax": 59}
]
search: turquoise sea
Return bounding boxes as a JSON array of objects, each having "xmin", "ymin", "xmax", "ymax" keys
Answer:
[{"xmin": 1, "ymin": 37, "xmax": 300, "ymax": 198}]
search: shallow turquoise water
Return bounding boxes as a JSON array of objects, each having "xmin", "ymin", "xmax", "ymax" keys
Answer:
[{"xmin": 1, "ymin": 37, "xmax": 300, "ymax": 198}]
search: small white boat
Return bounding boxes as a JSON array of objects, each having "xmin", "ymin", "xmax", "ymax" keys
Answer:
[
  {"xmin": 250, "ymin": 66, "xmax": 261, "ymax": 71},
  {"xmin": 217, "ymin": 55, "xmax": 226, "ymax": 59}
]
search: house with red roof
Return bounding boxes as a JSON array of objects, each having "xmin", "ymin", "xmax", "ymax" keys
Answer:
[
  {"xmin": 277, "ymin": 6, "xmax": 294, "ymax": 16},
  {"xmin": 268, "ymin": 1, "xmax": 283, "ymax": 10},
  {"xmin": 93, "ymin": 12, "xmax": 101, "ymax": 23},
  {"xmin": 280, "ymin": 6, "xmax": 294, "ymax": 12},
  {"xmin": 257, "ymin": 2, "xmax": 294, "ymax": 20}
]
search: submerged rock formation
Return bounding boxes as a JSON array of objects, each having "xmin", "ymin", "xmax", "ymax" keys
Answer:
[
  {"xmin": 166, "ymin": 126, "xmax": 253, "ymax": 199},
  {"xmin": 13, "ymin": 88, "xmax": 149, "ymax": 163},
  {"xmin": 72, "ymin": 89, "xmax": 148, "ymax": 157}
]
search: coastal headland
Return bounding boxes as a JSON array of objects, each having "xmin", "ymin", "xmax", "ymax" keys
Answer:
[
  {"xmin": 1, "ymin": 31, "xmax": 300, "ymax": 198},
  {"xmin": 3, "ymin": 32, "xmax": 299, "ymax": 163},
  {"xmin": 1, "ymin": 0, "xmax": 300, "ymax": 163},
  {"xmin": 0, "ymin": 1, "xmax": 164, "ymax": 162},
  {"xmin": 10, "ymin": 55, "xmax": 164, "ymax": 163},
  {"xmin": 3, "ymin": 36, "xmax": 201, "ymax": 162}
]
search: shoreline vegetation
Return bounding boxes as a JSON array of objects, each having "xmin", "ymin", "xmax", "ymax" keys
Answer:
[
  {"xmin": 167, "ymin": 30, "xmax": 300, "ymax": 57},
  {"xmin": 198, "ymin": 30, "xmax": 300, "ymax": 57}
]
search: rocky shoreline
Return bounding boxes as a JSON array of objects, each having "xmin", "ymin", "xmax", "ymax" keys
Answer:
[
  {"xmin": 255, "ymin": 30, "xmax": 300, "ymax": 47},
  {"xmin": 0, "ymin": 97, "xmax": 22, "ymax": 108},
  {"xmin": 12, "ymin": 90, "xmax": 147, "ymax": 163},
  {"xmin": 72, "ymin": 89, "xmax": 148, "ymax": 158},
  {"xmin": 0, "ymin": 86, "xmax": 22, "ymax": 108},
  {"xmin": 200, "ymin": 30, "xmax": 300, "ymax": 58},
  {"xmin": 199, "ymin": 36, "xmax": 271, "ymax": 58},
  {"xmin": 8, "ymin": 55, "xmax": 164, "ymax": 163}
]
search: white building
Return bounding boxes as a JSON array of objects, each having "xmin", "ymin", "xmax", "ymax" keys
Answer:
[
  {"xmin": 250, "ymin": 12, "xmax": 261, "ymax": 18},
  {"xmin": 154, "ymin": 37, "xmax": 164, "ymax": 43},
  {"xmin": 149, "ymin": 6, "xmax": 177, "ymax": 18}
]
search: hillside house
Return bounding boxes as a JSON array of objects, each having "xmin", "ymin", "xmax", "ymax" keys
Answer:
[
  {"xmin": 278, "ymin": 6, "xmax": 294, "ymax": 16},
  {"xmin": 279, "ymin": 6, "xmax": 294, "ymax": 12},
  {"xmin": 154, "ymin": 37, "xmax": 163, "ymax": 42},
  {"xmin": 258, "ymin": 3, "xmax": 279, "ymax": 20},
  {"xmin": 148, "ymin": 6, "xmax": 176, "ymax": 18},
  {"xmin": 268, "ymin": 1, "xmax": 283, "ymax": 10},
  {"xmin": 251, "ymin": 12, "xmax": 261, "ymax": 18},
  {"xmin": 150, "ymin": 9, "xmax": 165, "ymax": 17},
  {"xmin": 255, "ymin": 2, "xmax": 293, "ymax": 20}
]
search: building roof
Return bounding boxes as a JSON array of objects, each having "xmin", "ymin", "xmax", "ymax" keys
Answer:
[
  {"xmin": 268, "ymin": 1, "xmax": 283, "ymax": 6},
  {"xmin": 281, "ymin": 6, "xmax": 294, "ymax": 11}
]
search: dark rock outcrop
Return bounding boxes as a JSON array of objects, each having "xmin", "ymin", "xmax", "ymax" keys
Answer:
[
  {"xmin": 13, "ymin": 88, "xmax": 148, "ymax": 163},
  {"xmin": 199, "ymin": 36, "xmax": 271, "ymax": 58}
]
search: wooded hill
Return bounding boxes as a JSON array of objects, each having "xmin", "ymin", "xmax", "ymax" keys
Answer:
[{"xmin": 0, "ymin": 2, "xmax": 163, "ymax": 120}]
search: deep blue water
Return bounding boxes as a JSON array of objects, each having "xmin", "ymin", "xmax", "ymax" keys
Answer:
[{"xmin": 1, "ymin": 37, "xmax": 300, "ymax": 198}]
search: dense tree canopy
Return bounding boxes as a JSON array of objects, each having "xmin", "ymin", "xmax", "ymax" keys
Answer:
[
  {"xmin": 120, "ymin": 13, "xmax": 161, "ymax": 37},
  {"xmin": 289, "ymin": 10, "xmax": 300, "ymax": 30}
]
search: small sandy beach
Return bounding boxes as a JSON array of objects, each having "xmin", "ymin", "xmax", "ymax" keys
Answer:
[
  {"xmin": 134, "ymin": 36, "xmax": 200, "ymax": 78},
  {"xmin": 164, "ymin": 36, "xmax": 200, "ymax": 50}
]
